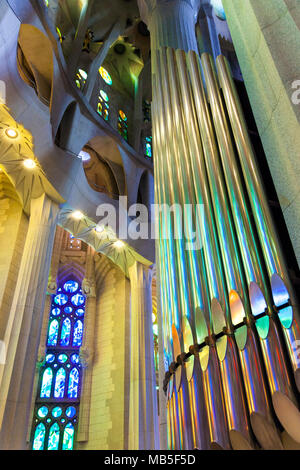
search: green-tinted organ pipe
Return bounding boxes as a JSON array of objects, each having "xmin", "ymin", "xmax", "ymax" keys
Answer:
[
  {"xmin": 201, "ymin": 53, "xmax": 300, "ymax": 438},
  {"xmin": 169, "ymin": 48, "xmax": 256, "ymax": 449},
  {"xmin": 185, "ymin": 49, "xmax": 282, "ymax": 449},
  {"xmin": 216, "ymin": 55, "xmax": 300, "ymax": 391}
]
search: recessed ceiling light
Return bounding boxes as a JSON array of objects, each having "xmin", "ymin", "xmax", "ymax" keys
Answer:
[
  {"xmin": 95, "ymin": 224, "xmax": 105, "ymax": 233},
  {"xmin": 78, "ymin": 150, "xmax": 91, "ymax": 162},
  {"xmin": 72, "ymin": 211, "xmax": 84, "ymax": 220},
  {"xmin": 114, "ymin": 240, "xmax": 125, "ymax": 249},
  {"xmin": 23, "ymin": 159, "xmax": 36, "ymax": 169},
  {"xmin": 5, "ymin": 128, "xmax": 18, "ymax": 139}
]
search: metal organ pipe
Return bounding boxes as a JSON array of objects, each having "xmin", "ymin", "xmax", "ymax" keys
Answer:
[
  {"xmin": 201, "ymin": 53, "xmax": 300, "ymax": 443},
  {"xmin": 186, "ymin": 49, "xmax": 283, "ymax": 449}
]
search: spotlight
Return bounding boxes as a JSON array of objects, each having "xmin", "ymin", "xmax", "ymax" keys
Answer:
[
  {"xmin": 72, "ymin": 211, "xmax": 84, "ymax": 220},
  {"xmin": 23, "ymin": 159, "xmax": 36, "ymax": 169},
  {"xmin": 114, "ymin": 240, "xmax": 125, "ymax": 249},
  {"xmin": 5, "ymin": 128, "xmax": 18, "ymax": 139}
]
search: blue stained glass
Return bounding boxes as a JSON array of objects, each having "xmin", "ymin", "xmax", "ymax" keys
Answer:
[
  {"xmin": 70, "ymin": 354, "xmax": 80, "ymax": 364},
  {"xmin": 54, "ymin": 368, "xmax": 66, "ymax": 398},
  {"xmin": 66, "ymin": 406, "xmax": 76, "ymax": 418},
  {"xmin": 64, "ymin": 281, "xmax": 79, "ymax": 293},
  {"xmin": 62, "ymin": 423, "xmax": 74, "ymax": 450},
  {"xmin": 48, "ymin": 423, "xmax": 60, "ymax": 450},
  {"xmin": 46, "ymin": 354, "xmax": 55, "ymax": 363},
  {"xmin": 52, "ymin": 407, "xmax": 62, "ymax": 418},
  {"xmin": 33, "ymin": 423, "xmax": 46, "ymax": 450},
  {"xmin": 37, "ymin": 406, "xmax": 49, "ymax": 418},
  {"xmin": 73, "ymin": 320, "xmax": 83, "ymax": 347},
  {"xmin": 54, "ymin": 294, "xmax": 68, "ymax": 306},
  {"xmin": 71, "ymin": 294, "xmax": 85, "ymax": 307},
  {"xmin": 52, "ymin": 308, "xmax": 61, "ymax": 316},
  {"xmin": 64, "ymin": 306, "xmax": 73, "ymax": 314},
  {"xmin": 40, "ymin": 368, "xmax": 53, "ymax": 398},
  {"xmin": 47, "ymin": 319, "xmax": 59, "ymax": 346},
  {"xmin": 75, "ymin": 308, "xmax": 84, "ymax": 317},
  {"xmin": 58, "ymin": 354, "xmax": 68, "ymax": 363},
  {"xmin": 60, "ymin": 318, "xmax": 71, "ymax": 346},
  {"xmin": 68, "ymin": 368, "xmax": 79, "ymax": 398}
]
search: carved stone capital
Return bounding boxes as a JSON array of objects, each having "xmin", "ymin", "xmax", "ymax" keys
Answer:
[
  {"xmin": 82, "ymin": 278, "xmax": 96, "ymax": 298},
  {"xmin": 138, "ymin": 0, "xmax": 201, "ymax": 24},
  {"xmin": 79, "ymin": 348, "xmax": 94, "ymax": 369},
  {"xmin": 47, "ymin": 279, "xmax": 57, "ymax": 295}
]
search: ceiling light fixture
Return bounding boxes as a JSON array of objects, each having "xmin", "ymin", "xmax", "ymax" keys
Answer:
[
  {"xmin": 95, "ymin": 224, "xmax": 105, "ymax": 233},
  {"xmin": 5, "ymin": 128, "xmax": 18, "ymax": 139},
  {"xmin": 23, "ymin": 159, "xmax": 36, "ymax": 169},
  {"xmin": 114, "ymin": 240, "xmax": 125, "ymax": 249},
  {"xmin": 72, "ymin": 211, "xmax": 84, "ymax": 220}
]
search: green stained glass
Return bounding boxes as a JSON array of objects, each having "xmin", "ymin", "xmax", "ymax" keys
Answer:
[
  {"xmin": 100, "ymin": 90, "xmax": 109, "ymax": 102},
  {"xmin": 62, "ymin": 423, "xmax": 74, "ymax": 450},
  {"xmin": 99, "ymin": 67, "xmax": 112, "ymax": 85},
  {"xmin": 40, "ymin": 368, "xmax": 53, "ymax": 398},
  {"xmin": 48, "ymin": 423, "xmax": 60, "ymax": 450},
  {"xmin": 33, "ymin": 423, "xmax": 46, "ymax": 450}
]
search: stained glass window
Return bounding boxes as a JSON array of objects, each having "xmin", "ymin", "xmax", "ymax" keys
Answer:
[
  {"xmin": 60, "ymin": 318, "xmax": 71, "ymax": 346},
  {"xmin": 62, "ymin": 423, "xmax": 74, "ymax": 450},
  {"xmin": 97, "ymin": 89, "xmax": 109, "ymax": 121},
  {"xmin": 33, "ymin": 423, "xmax": 46, "ymax": 450},
  {"xmin": 54, "ymin": 368, "xmax": 66, "ymax": 398},
  {"xmin": 31, "ymin": 278, "xmax": 86, "ymax": 450},
  {"xmin": 118, "ymin": 110, "xmax": 128, "ymax": 141},
  {"xmin": 75, "ymin": 69, "xmax": 88, "ymax": 90},
  {"xmin": 99, "ymin": 67, "xmax": 112, "ymax": 85},
  {"xmin": 68, "ymin": 368, "xmax": 79, "ymax": 398},
  {"xmin": 144, "ymin": 136, "xmax": 152, "ymax": 158},
  {"xmin": 40, "ymin": 368, "xmax": 53, "ymax": 398},
  {"xmin": 48, "ymin": 423, "xmax": 60, "ymax": 450}
]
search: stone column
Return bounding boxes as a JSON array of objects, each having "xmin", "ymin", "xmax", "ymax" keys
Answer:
[
  {"xmin": 67, "ymin": 0, "xmax": 95, "ymax": 75},
  {"xmin": 128, "ymin": 262, "xmax": 159, "ymax": 450},
  {"xmin": 25, "ymin": 225, "xmax": 65, "ymax": 445},
  {"xmin": 198, "ymin": 2, "xmax": 221, "ymax": 60},
  {"xmin": 77, "ymin": 246, "xmax": 97, "ymax": 442},
  {"xmin": 0, "ymin": 194, "xmax": 59, "ymax": 450}
]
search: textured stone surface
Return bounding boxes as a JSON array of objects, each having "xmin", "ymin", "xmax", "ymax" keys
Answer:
[{"xmin": 223, "ymin": 0, "xmax": 300, "ymax": 266}]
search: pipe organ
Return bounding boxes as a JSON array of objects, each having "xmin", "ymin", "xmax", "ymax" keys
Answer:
[{"xmin": 152, "ymin": 48, "xmax": 300, "ymax": 450}]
